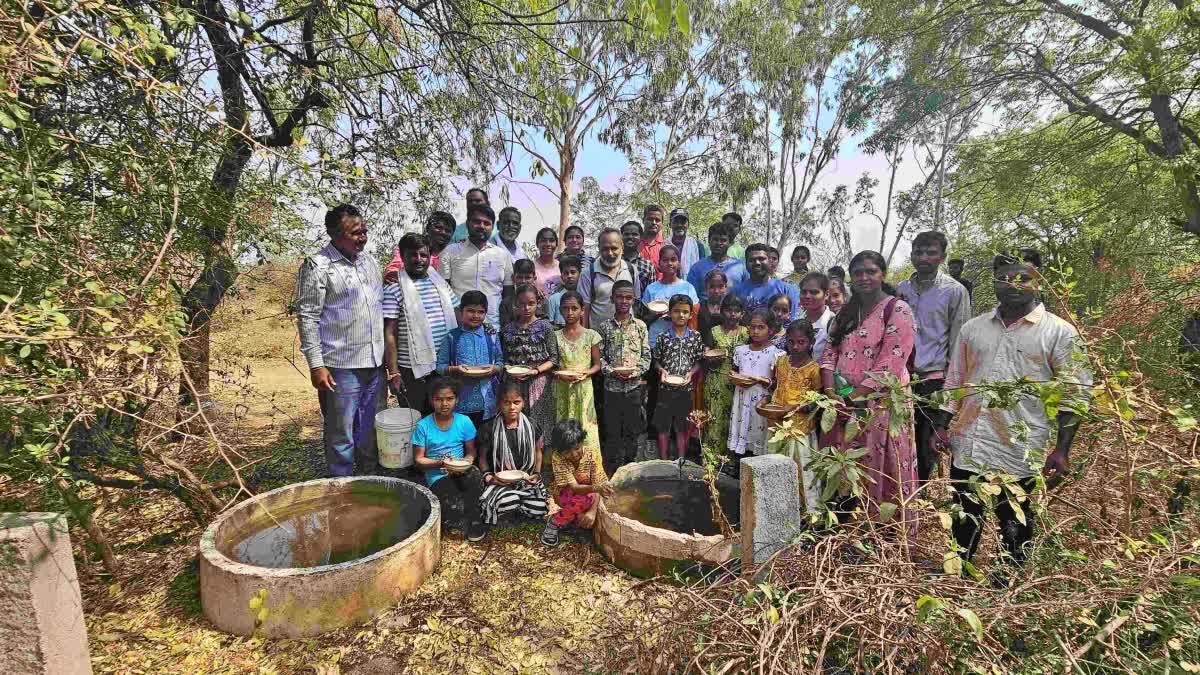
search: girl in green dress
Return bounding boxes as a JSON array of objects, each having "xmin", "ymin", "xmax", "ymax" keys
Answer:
[
  {"xmin": 701, "ymin": 294, "xmax": 748, "ymax": 460},
  {"xmin": 553, "ymin": 292, "xmax": 603, "ymax": 461}
]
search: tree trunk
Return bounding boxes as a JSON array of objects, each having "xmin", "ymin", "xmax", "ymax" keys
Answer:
[
  {"xmin": 558, "ymin": 145, "xmax": 575, "ymax": 243},
  {"xmin": 1147, "ymin": 93, "xmax": 1200, "ymax": 235}
]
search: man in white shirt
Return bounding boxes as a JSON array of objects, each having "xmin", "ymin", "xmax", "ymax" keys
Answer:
[
  {"xmin": 438, "ymin": 204, "xmax": 513, "ymax": 329},
  {"xmin": 490, "ymin": 206, "xmax": 529, "ymax": 263},
  {"xmin": 295, "ymin": 204, "xmax": 384, "ymax": 477},
  {"xmin": 936, "ymin": 250, "xmax": 1090, "ymax": 570}
]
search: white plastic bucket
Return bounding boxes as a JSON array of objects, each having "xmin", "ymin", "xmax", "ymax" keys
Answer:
[{"xmin": 375, "ymin": 407, "xmax": 422, "ymax": 469}]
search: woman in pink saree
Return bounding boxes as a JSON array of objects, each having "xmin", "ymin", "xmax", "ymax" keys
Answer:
[{"xmin": 819, "ymin": 250, "xmax": 918, "ymax": 545}]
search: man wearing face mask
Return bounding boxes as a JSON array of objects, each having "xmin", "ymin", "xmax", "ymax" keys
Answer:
[
  {"xmin": 936, "ymin": 250, "xmax": 1090, "ymax": 574},
  {"xmin": 490, "ymin": 206, "xmax": 529, "ymax": 263},
  {"xmin": 296, "ymin": 204, "xmax": 385, "ymax": 477},
  {"xmin": 438, "ymin": 203, "xmax": 513, "ymax": 330}
]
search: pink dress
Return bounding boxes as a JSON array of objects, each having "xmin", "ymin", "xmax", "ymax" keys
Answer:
[{"xmin": 819, "ymin": 297, "xmax": 918, "ymax": 542}]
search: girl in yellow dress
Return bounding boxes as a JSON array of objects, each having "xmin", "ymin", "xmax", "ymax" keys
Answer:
[{"xmin": 769, "ymin": 319, "xmax": 823, "ymax": 513}]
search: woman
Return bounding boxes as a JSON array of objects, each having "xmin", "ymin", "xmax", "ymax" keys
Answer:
[
  {"xmin": 797, "ymin": 272, "xmax": 837, "ymax": 361},
  {"xmin": 819, "ymin": 251, "xmax": 918, "ymax": 544},
  {"xmin": 533, "ymin": 227, "xmax": 561, "ymax": 294},
  {"xmin": 478, "ymin": 384, "xmax": 550, "ymax": 525}
]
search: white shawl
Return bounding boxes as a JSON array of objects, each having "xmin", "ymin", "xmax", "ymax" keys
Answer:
[
  {"xmin": 399, "ymin": 268, "xmax": 458, "ymax": 378},
  {"xmin": 678, "ymin": 236, "xmax": 703, "ymax": 279}
]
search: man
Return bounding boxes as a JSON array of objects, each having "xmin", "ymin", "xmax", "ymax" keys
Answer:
[
  {"xmin": 895, "ymin": 231, "xmax": 973, "ymax": 482},
  {"xmin": 383, "ymin": 233, "xmax": 459, "ymax": 414},
  {"xmin": 450, "ymin": 187, "xmax": 490, "ymax": 242},
  {"xmin": 638, "ymin": 204, "xmax": 667, "ymax": 268},
  {"xmin": 828, "ymin": 265, "xmax": 846, "ymax": 282},
  {"xmin": 620, "ymin": 220, "xmax": 657, "ymax": 292},
  {"xmin": 721, "ymin": 211, "xmax": 746, "ymax": 261},
  {"xmin": 766, "ymin": 246, "xmax": 782, "ymax": 278},
  {"xmin": 490, "ymin": 206, "xmax": 529, "ymax": 263},
  {"xmin": 783, "ymin": 245, "xmax": 811, "ymax": 284},
  {"xmin": 439, "ymin": 203, "xmax": 513, "ymax": 329},
  {"xmin": 384, "ymin": 211, "xmax": 455, "ymax": 283},
  {"xmin": 731, "ymin": 243, "xmax": 799, "ymax": 320},
  {"xmin": 579, "ymin": 228, "xmax": 641, "ymax": 327},
  {"xmin": 948, "ymin": 258, "xmax": 974, "ymax": 296},
  {"xmin": 935, "ymin": 251, "xmax": 1090, "ymax": 570},
  {"xmin": 668, "ymin": 208, "xmax": 707, "ymax": 281},
  {"xmin": 687, "ymin": 222, "xmax": 748, "ymax": 298},
  {"xmin": 296, "ymin": 204, "xmax": 384, "ymax": 477}
]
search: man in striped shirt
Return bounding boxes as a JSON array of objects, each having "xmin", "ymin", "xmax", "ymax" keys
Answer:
[
  {"xmin": 296, "ymin": 204, "xmax": 385, "ymax": 477},
  {"xmin": 383, "ymin": 232, "xmax": 459, "ymax": 414}
]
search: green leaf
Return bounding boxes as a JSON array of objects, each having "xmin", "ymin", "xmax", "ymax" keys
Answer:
[
  {"xmin": 0, "ymin": 110, "xmax": 15, "ymax": 129},
  {"xmin": 674, "ymin": 1, "xmax": 690, "ymax": 35},
  {"xmin": 19, "ymin": 344, "xmax": 31, "ymax": 358},
  {"xmin": 878, "ymin": 502, "xmax": 897, "ymax": 523},
  {"xmin": 915, "ymin": 595, "xmax": 943, "ymax": 622},
  {"xmin": 957, "ymin": 608, "xmax": 984, "ymax": 641}
]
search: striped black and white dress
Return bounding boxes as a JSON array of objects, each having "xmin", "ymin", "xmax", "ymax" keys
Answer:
[{"xmin": 478, "ymin": 415, "xmax": 550, "ymax": 525}]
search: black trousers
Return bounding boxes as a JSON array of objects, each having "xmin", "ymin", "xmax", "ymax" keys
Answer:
[
  {"xmin": 431, "ymin": 466, "xmax": 485, "ymax": 527},
  {"xmin": 391, "ymin": 365, "xmax": 433, "ymax": 415},
  {"xmin": 604, "ymin": 385, "xmax": 645, "ymax": 471},
  {"xmin": 950, "ymin": 465, "xmax": 1037, "ymax": 564},
  {"xmin": 912, "ymin": 378, "xmax": 949, "ymax": 481}
]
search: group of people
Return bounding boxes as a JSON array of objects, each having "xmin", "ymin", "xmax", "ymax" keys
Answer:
[{"xmin": 296, "ymin": 192, "xmax": 1090, "ymax": 567}]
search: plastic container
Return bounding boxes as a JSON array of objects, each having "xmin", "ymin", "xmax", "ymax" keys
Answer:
[{"xmin": 375, "ymin": 407, "xmax": 422, "ymax": 469}]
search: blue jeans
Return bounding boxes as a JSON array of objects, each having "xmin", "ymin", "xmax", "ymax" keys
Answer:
[{"xmin": 317, "ymin": 367, "xmax": 383, "ymax": 477}]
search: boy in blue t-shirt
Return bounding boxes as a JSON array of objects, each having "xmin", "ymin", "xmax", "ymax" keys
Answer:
[
  {"xmin": 412, "ymin": 377, "xmax": 488, "ymax": 542},
  {"xmin": 545, "ymin": 255, "xmax": 583, "ymax": 327},
  {"xmin": 437, "ymin": 291, "xmax": 504, "ymax": 428}
]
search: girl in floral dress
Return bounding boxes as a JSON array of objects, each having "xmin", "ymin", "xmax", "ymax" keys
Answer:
[
  {"xmin": 819, "ymin": 250, "xmax": 917, "ymax": 543},
  {"xmin": 553, "ymin": 291, "xmax": 603, "ymax": 461},
  {"xmin": 500, "ymin": 284, "xmax": 558, "ymax": 433},
  {"xmin": 701, "ymin": 294, "xmax": 747, "ymax": 460},
  {"xmin": 729, "ymin": 310, "xmax": 785, "ymax": 457}
]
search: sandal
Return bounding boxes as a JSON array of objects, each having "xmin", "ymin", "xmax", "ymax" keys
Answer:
[{"xmin": 540, "ymin": 521, "xmax": 560, "ymax": 547}]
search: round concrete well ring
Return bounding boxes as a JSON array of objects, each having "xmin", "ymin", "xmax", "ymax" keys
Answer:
[
  {"xmin": 199, "ymin": 476, "xmax": 440, "ymax": 638},
  {"xmin": 596, "ymin": 461, "xmax": 739, "ymax": 578}
]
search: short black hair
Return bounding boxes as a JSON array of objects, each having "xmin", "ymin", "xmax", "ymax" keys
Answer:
[
  {"xmin": 466, "ymin": 203, "xmax": 495, "ymax": 224},
  {"xmin": 993, "ymin": 248, "xmax": 1042, "ymax": 271},
  {"xmin": 498, "ymin": 206, "xmax": 521, "ymax": 220},
  {"xmin": 708, "ymin": 222, "xmax": 733, "ymax": 239},
  {"xmin": 766, "ymin": 246, "xmax": 780, "ymax": 257},
  {"xmin": 748, "ymin": 308, "xmax": 777, "ymax": 332},
  {"xmin": 792, "ymin": 245, "xmax": 811, "ymax": 258},
  {"xmin": 465, "ymin": 187, "xmax": 488, "ymax": 202},
  {"xmin": 720, "ymin": 293, "xmax": 746, "ymax": 313},
  {"xmin": 460, "ymin": 290, "xmax": 488, "ymax": 310},
  {"xmin": 948, "ymin": 258, "xmax": 964, "ymax": 266},
  {"xmin": 398, "ymin": 232, "xmax": 430, "ymax": 255},
  {"xmin": 643, "ymin": 204, "xmax": 665, "ymax": 218},
  {"xmin": 550, "ymin": 419, "xmax": 587, "ymax": 452},
  {"xmin": 612, "ymin": 279, "xmax": 635, "ymax": 294},
  {"xmin": 828, "ymin": 265, "xmax": 846, "ymax": 278},
  {"xmin": 513, "ymin": 258, "xmax": 535, "ymax": 275},
  {"xmin": 558, "ymin": 255, "xmax": 583, "ymax": 273},
  {"xmin": 785, "ymin": 318, "xmax": 817, "ymax": 346},
  {"xmin": 427, "ymin": 376, "xmax": 458, "ymax": 399},
  {"xmin": 668, "ymin": 293, "xmax": 693, "ymax": 311},
  {"xmin": 768, "ymin": 292, "xmax": 791, "ymax": 311},
  {"xmin": 426, "ymin": 211, "xmax": 456, "ymax": 231},
  {"xmin": 620, "ymin": 220, "xmax": 643, "ymax": 234},
  {"xmin": 799, "ymin": 271, "xmax": 829, "ymax": 291},
  {"xmin": 912, "ymin": 230, "xmax": 949, "ymax": 254},
  {"xmin": 325, "ymin": 204, "xmax": 362, "ymax": 237},
  {"xmin": 704, "ymin": 268, "xmax": 729, "ymax": 286},
  {"xmin": 746, "ymin": 242, "xmax": 771, "ymax": 257},
  {"xmin": 722, "ymin": 212, "xmax": 743, "ymax": 226}
]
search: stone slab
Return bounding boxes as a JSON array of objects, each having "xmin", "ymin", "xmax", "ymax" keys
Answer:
[
  {"xmin": 0, "ymin": 513, "xmax": 92, "ymax": 675},
  {"xmin": 740, "ymin": 455, "xmax": 802, "ymax": 567}
]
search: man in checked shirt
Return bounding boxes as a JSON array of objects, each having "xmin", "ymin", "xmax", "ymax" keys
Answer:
[{"xmin": 296, "ymin": 204, "xmax": 385, "ymax": 477}]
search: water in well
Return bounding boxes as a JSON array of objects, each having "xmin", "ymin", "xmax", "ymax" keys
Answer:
[
  {"xmin": 222, "ymin": 490, "xmax": 430, "ymax": 568},
  {"xmin": 606, "ymin": 476, "xmax": 739, "ymax": 536}
]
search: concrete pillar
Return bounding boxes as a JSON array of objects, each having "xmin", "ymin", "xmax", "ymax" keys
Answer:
[
  {"xmin": 0, "ymin": 513, "xmax": 93, "ymax": 675},
  {"xmin": 740, "ymin": 455, "xmax": 802, "ymax": 568}
]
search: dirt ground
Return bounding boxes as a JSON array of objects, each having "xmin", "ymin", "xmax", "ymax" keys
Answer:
[{"xmin": 4, "ymin": 264, "xmax": 675, "ymax": 674}]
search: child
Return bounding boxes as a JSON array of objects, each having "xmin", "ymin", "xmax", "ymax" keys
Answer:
[
  {"xmin": 545, "ymin": 255, "xmax": 583, "ymax": 327},
  {"xmin": 499, "ymin": 259, "xmax": 548, "ymax": 325},
  {"xmin": 827, "ymin": 277, "xmax": 848, "ymax": 314},
  {"xmin": 542, "ymin": 419, "xmax": 612, "ymax": 547},
  {"xmin": 729, "ymin": 310, "xmax": 784, "ymax": 457},
  {"xmin": 597, "ymin": 280, "xmax": 651, "ymax": 472},
  {"xmin": 701, "ymin": 294, "xmax": 748, "ymax": 463},
  {"xmin": 499, "ymin": 283, "xmax": 558, "ymax": 433},
  {"xmin": 478, "ymin": 383, "xmax": 551, "ymax": 525},
  {"xmin": 697, "ymin": 269, "xmax": 729, "ymax": 346},
  {"xmin": 436, "ymin": 291, "xmax": 504, "ymax": 428},
  {"xmin": 643, "ymin": 245, "xmax": 699, "ymax": 348},
  {"xmin": 412, "ymin": 378, "xmax": 488, "ymax": 542},
  {"xmin": 768, "ymin": 292, "xmax": 792, "ymax": 349},
  {"xmin": 768, "ymin": 319, "xmax": 824, "ymax": 513},
  {"xmin": 553, "ymin": 291, "xmax": 603, "ymax": 462},
  {"xmin": 652, "ymin": 294, "xmax": 705, "ymax": 460}
]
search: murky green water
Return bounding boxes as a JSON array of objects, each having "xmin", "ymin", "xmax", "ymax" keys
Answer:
[{"xmin": 606, "ymin": 477, "xmax": 739, "ymax": 536}]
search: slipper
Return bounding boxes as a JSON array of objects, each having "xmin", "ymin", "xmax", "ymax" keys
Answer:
[{"xmin": 540, "ymin": 522, "xmax": 560, "ymax": 547}]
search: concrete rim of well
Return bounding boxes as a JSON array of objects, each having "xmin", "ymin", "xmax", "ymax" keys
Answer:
[{"xmin": 199, "ymin": 476, "xmax": 440, "ymax": 577}]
